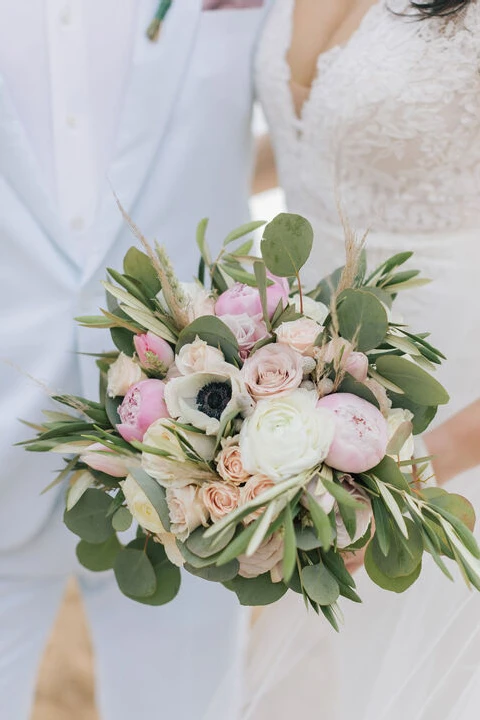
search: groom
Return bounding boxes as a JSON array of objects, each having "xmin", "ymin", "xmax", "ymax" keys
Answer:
[{"xmin": 0, "ymin": 1, "xmax": 267, "ymax": 718}]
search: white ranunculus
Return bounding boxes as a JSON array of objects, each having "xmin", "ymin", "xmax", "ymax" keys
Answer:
[
  {"xmin": 387, "ymin": 408, "xmax": 415, "ymax": 462},
  {"xmin": 107, "ymin": 352, "xmax": 146, "ymax": 398},
  {"xmin": 292, "ymin": 295, "xmax": 329, "ymax": 325},
  {"xmin": 141, "ymin": 419, "xmax": 216, "ymax": 488},
  {"xmin": 120, "ymin": 474, "xmax": 165, "ymax": 534},
  {"xmin": 239, "ymin": 389, "xmax": 335, "ymax": 482},
  {"xmin": 176, "ymin": 337, "xmax": 226, "ymax": 375},
  {"xmin": 165, "ymin": 365, "xmax": 252, "ymax": 436}
]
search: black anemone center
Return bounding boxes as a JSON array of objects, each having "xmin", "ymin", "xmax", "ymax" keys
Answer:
[{"xmin": 196, "ymin": 381, "xmax": 232, "ymax": 420}]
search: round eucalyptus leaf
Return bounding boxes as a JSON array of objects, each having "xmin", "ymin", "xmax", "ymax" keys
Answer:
[
  {"xmin": 176, "ymin": 316, "xmax": 240, "ymax": 366},
  {"xmin": 365, "ymin": 542, "xmax": 422, "ymax": 593},
  {"xmin": 370, "ymin": 519, "xmax": 423, "ymax": 578},
  {"xmin": 123, "ymin": 247, "xmax": 161, "ymax": 299},
  {"xmin": 336, "ymin": 289, "xmax": 389, "ymax": 352},
  {"xmin": 112, "ymin": 507, "xmax": 133, "ymax": 533},
  {"xmin": 185, "ymin": 560, "xmax": 239, "ymax": 583},
  {"xmin": 260, "ymin": 213, "xmax": 314, "ymax": 278},
  {"xmin": 64, "ymin": 489, "xmax": 114, "ymax": 544},
  {"xmin": 114, "ymin": 548, "xmax": 157, "ymax": 598},
  {"xmin": 129, "ymin": 562, "xmax": 181, "ymax": 606},
  {"xmin": 76, "ymin": 534, "xmax": 122, "ymax": 572},
  {"xmin": 186, "ymin": 525, "xmax": 236, "ymax": 559},
  {"xmin": 224, "ymin": 573, "xmax": 288, "ymax": 606},
  {"xmin": 301, "ymin": 564, "xmax": 340, "ymax": 606},
  {"xmin": 376, "ymin": 355, "xmax": 449, "ymax": 406}
]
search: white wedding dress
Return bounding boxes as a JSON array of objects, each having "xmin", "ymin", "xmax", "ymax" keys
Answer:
[{"xmin": 243, "ymin": 1, "xmax": 480, "ymax": 718}]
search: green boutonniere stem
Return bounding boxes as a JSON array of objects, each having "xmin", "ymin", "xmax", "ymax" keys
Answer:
[{"xmin": 146, "ymin": 0, "xmax": 173, "ymax": 42}]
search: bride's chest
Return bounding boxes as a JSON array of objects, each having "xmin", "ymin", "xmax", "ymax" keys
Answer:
[{"xmin": 256, "ymin": 0, "xmax": 479, "ymax": 152}]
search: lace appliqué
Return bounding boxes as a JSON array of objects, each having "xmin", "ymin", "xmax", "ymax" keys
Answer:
[{"xmin": 256, "ymin": 0, "xmax": 480, "ymax": 233}]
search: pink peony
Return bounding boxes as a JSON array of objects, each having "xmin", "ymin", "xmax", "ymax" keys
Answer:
[
  {"xmin": 134, "ymin": 332, "xmax": 174, "ymax": 374},
  {"xmin": 117, "ymin": 379, "xmax": 169, "ymax": 443},
  {"xmin": 215, "ymin": 276, "xmax": 288, "ymax": 320},
  {"xmin": 80, "ymin": 443, "xmax": 140, "ymax": 478},
  {"xmin": 317, "ymin": 393, "xmax": 389, "ymax": 474},
  {"xmin": 241, "ymin": 343, "xmax": 303, "ymax": 400}
]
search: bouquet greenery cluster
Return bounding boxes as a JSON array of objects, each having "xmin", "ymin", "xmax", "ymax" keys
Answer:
[{"xmin": 23, "ymin": 211, "xmax": 480, "ymax": 628}]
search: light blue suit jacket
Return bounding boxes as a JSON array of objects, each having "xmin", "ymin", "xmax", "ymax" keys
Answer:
[{"xmin": 0, "ymin": 0, "xmax": 269, "ymax": 570}]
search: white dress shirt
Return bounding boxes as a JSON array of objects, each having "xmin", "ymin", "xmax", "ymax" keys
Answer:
[{"xmin": 0, "ymin": 0, "xmax": 140, "ymax": 260}]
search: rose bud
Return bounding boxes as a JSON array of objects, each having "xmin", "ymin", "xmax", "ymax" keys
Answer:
[
  {"xmin": 317, "ymin": 392, "xmax": 389, "ymax": 474},
  {"xmin": 117, "ymin": 379, "xmax": 169, "ymax": 443},
  {"xmin": 80, "ymin": 443, "xmax": 140, "ymax": 478},
  {"xmin": 134, "ymin": 332, "xmax": 174, "ymax": 374}
]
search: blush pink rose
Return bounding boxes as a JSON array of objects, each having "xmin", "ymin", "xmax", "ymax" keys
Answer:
[
  {"xmin": 317, "ymin": 339, "xmax": 369, "ymax": 382},
  {"xmin": 215, "ymin": 276, "xmax": 288, "ymax": 320},
  {"xmin": 134, "ymin": 332, "xmax": 174, "ymax": 374},
  {"xmin": 240, "ymin": 475, "xmax": 275, "ymax": 524},
  {"xmin": 117, "ymin": 379, "xmax": 169, "ymax": 443},
  {"xmin": 241, "ymin": 344, "xmax": 303, "ymax": 400},
  {"xmin": 201, "ymin": 482, "xmax": 240, "ymax": 522},
  {"xmin": 275, "ymin": 317, "xmax": 322, "ymax": 356},
  {"xmin": 317, "ymin": 393, "xmax": 389, "ymax": 474},
  {"xmin": 345, "ymin": 352, "xmax": 369, "ymax": 382},
  {"xmin": 219, "ymin": 313, "xmax": 269, "ymax": 358},
  {"xmin": 80, "ymin": 443, "xmax": 140, "ymax": 478}
]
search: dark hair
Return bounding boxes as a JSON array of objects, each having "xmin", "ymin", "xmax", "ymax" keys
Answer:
[{"xmin": 410, "ymin": 0, "xmax": 472, "ymax": 17}]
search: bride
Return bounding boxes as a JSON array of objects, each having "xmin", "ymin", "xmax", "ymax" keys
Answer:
[{"xmin": 244, "ymin": 1, "xmax": 480, "ymax": 718}]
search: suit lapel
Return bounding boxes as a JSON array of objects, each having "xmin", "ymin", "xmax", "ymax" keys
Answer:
[
  {"xmin": 82, "ymin": 0, "xmax": 202, "ymax": 283},
  {"xmin": 0, "ymin": 77, "xmax": 79, "ymax": 275}
]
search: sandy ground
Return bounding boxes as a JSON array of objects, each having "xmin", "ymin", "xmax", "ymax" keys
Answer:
[{"xmin": 32, "ymin": 578, "xmax": 99, "ymax": 720}]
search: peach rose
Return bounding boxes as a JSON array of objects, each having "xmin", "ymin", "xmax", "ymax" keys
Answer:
[
  {"xmin": 275, "ymin": 317, "xmax": 322, "ymax": 356},
  {"xmin": 240, "ymin": 474, "xmax": 275, "ymax": 524},
  {"xmin": 216, "ymin": 436, "xmax": 250, "ymax": 485},
  {"xmin": 202, "ymin": 482, "xmax": 240, "ymax": 522},
  {"xmin": 241, "ymin": 344, "xmax": 303, "ymax": 400},
  {"xmin": 238, "ymin": 532, "xmax": 284, "ymax": 579},
  {"xmin": 166, "ymin": 485, "xmax": 209, "ymax": 541}
]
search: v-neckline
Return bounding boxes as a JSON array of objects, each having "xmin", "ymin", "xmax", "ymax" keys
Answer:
[{"xmin": 285, "ymin": 0, "xmax": 384, "ymax": 131}]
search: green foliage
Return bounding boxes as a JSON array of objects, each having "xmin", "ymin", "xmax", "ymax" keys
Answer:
[
  {"xmin": 104, "ymin": 393, "xmax": 122, "ymax": 428},
  {"xmin": 123, "ymin": 247, "xmax": 161, "ymax": 299},
  {"xmin": 376, "ymin": 355, "xmax": 449, "ymax": 406},
  {"xmin": 114, "ymin": 547, "xmax": 157, "ymax": 598},
  {"xmin": 365, "ymin": 542, "xmax": 422, "ymax": 592},
  {"xmin": 389, "ymin": 393, "xmax": 438, "ymax": 435},
  {"xmin": 186, "ymin": 560, "xmax": 239, "ymax": 583},
  {"xmin": 224, "ymin": 573, "xmax": 288, "ymax": 606},
  {"xmin": 306, "ymin": 494, "xmax": 334, "ymax": 549},
  {"xmin": 338, "ymin": 374, "xmax": 380, "ymax": 408},
  {"xmin": 76, "ymin": 535, "xmax": 122, "ymax": 572},
  {"xmin": 129, "ymin": 468, "xmax": 170, "ymax": 531},
  {"xmin": 64, "ymin": 489, "xmax": 114, "ymax": 544},
  {"xmin": 112, "ymin": 507, "xmax": 133, "ymax": 532},
  {"xmin": 261, "ymin": 213, "xmax": 313, "ymax": 278},
  {"xmin": 282, "ymin": 505, "xmax": 297, "ymax": 583},
  {"xmin": 336, "ymin": 289, "xmax": 389, "ymax": 352},
  {"xmin": 301, "ymin": 563, "xmax": 340, "ymax": 606},
  {"xmin": 176, "ymin": 316, "xmax": 240, "ymax": 366},
  {"xmin": 186, "ymin": 525, "xmax": 236, "ymax": 559},
  {"xmin": 295, "ymin": 527, "xmax": 322, "ymax": 551}
]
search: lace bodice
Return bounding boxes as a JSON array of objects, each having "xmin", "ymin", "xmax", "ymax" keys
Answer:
[{"xmin": 256, "ymin": 0, "xmax": 480, "ymax": 233}]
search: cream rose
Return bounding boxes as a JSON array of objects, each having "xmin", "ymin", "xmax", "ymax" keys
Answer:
[
  {"xmin": 275, "ymin": 317, "xmax": 322, "ymax": 356},
  {"xmin": 241, "ymin": 344, "xmax": 303, "ymax": 400},
  {"xmin": 240, "ymin": 475, "xmax": 275, "ymax": 524},
  {"xmin": 238, "ymin": 532, "xmax": 284, "ymax": 579},
  {"xmin": 176, "ymin": 337, "xmax": 226, "ymax": 375},
  {"xmin": 292, "ymin": 295, "xmax": 329, "ymax": 325},
  {"xmin": 201, "ymin": 482, "xmax": 240, "ymax": 522},
  {"xmin": 166, "ymin": 485, "xmax": 209, "ymax": 541},
  {"xmin": 216, "ymin": 436, "xmax": 251, "ymax": 485},
  {"xmin": 107, "ymin": 353, "xmax": 146, "ymax": 398},
  {"xmin": 120, "ymin": 474, "xmax": 165, "ymax": 534},
  {"xmin": 387, "ymin": 408, "xmax": 415, "ymax": 462},
  {"xmin": 239, "ymin": 389, "xmax": 335, "ymax": 481},
  {"xmin": 334, "ymin": 476, "xmax": 372, "ymax": 549}
]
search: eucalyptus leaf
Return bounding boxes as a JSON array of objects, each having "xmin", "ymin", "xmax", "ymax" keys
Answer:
[
  {"xmin": 338, "ymin": 374, "xmax": 380, "ymax": 408},
  {"xmin": 186, "ymin": 524, "xmax": 236, "ymax": 559},
  {"xmin": 295, "ymin": 527, "xmax": 322, "ymax": 551},
  {"xmin": 376, "ymin": 355, "xmax": 449, "ymax": 406},
  {"xmin": 336, "ymin": 289, "xmax": 388, "ymax": 352},
  {"xmin": 283, "ymin": 505, "xmax": 297, "ymax": 583},
  {"xmin": 389, "ymin": 393, "xmax": 438, "ymax": 435},
  {"xmin": 322, "ymin": 478, "xmax": 364, "ymax": 510},
  {"xmin": 114, "ymin": 547, "xmax": 156, "ymax": 598},
  {"xmin": 64, "ymin": 489, "xmax": 114, "ymax": 544},
  {"xmin": 111, "ymin": 327, "xmax": 136, "ymax": 356},
  {"xmin": 112, "ymin": 506, "xmax": 133, "ymax": 532},
  {"xmin": 365, "ymin": 542, "xmax": 422, "ymax": 592},
  {"xmin": 370, "ymin": 519, "xmax": 423, "ymax": 577},
  {"xmin": 123, "ymin": 246, "xmax": 161, "ymax": 298},
  {"xmin": 186, "ymin": 560, "xmax": 239, "ymax": 583},
  {"xmin": 301, "ymin": 564, "xmax": 340, "ymax": 606},
  {"xmin": 224, "ymin": 573, "xmax": 288, "ymax": 606},
  {"xmin": 76, "ymin": 535, "xmax": 121, "ymax": 572},
  {"xmin": 307, "ymin": 494, "xmax": 334, "ymax": 549},
  {"xmin": 261, "ymin": 213, "xmax": 314, "ymax": 278}
]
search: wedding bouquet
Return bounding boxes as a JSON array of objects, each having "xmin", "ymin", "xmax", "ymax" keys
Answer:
[{"xmin": 23, "ymin": 211, "xmax": 480, "ymax": 628}]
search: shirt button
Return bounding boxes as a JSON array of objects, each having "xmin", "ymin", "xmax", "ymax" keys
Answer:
[
  {"xmin": 70, "ymin": 216, "xmax": 85, "ymax": 232},
  {"xmin": 60, "ymin": 6, "xmax": 72, "ymax": 25},
  {"xmin": 66, "ymin": 115, "xmax": 77, "ymax": 129}
]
